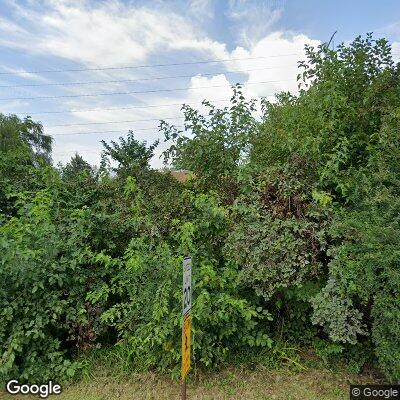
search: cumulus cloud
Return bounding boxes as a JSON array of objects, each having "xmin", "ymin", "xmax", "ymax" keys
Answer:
[
  {"xmin": 390, "ymin": 42, "xmax": 400, "ymax": 63},
  {"xmin": 0, "ymin": 0, "xmax": 321, "ymax": 168},
  {"xmin": 228, "ymin": 32, "xmax": 320, "ymax": 99}
]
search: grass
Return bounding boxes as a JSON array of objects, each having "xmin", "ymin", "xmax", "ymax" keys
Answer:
[
  {"xmin": 0, "ymin": 365, "xmax": 378, "ymax": 400},
  {"xmin": 0, "ymin": 345, "xmax": 381, "ymax": 399}
]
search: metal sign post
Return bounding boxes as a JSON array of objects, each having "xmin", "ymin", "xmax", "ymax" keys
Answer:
[{"xmin": 181, "ymin": 257, "xmax": 192, "ymax": 400}]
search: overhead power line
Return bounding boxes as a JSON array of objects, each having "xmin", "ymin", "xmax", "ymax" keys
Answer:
[
  {"xmin": 0, "ymin": 53, "xmax": 302, "ymax": 76},
  {"xmin": 15, "ymin": 99, "xmax": 234, "ymax": 116},
  {"xmin": 47, "ymin": 116, "xmax": 182, "ymax": 128},
  {"xmin": 0, "ymin": 80, "xmax": 288, "ymax": 100},
  {"xmin": 50, "ymin": 126, "xmax": 184, "ymax": 137},
  {"xmin": 53, "ymin": 150, "xmax": 100, "ymax": 155},
  {"xmin": 0, "ymin": 67, "xmax": 290, "ymax": 88}
]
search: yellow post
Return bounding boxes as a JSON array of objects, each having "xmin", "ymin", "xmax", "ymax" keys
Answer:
[
  {"xmin": 182, "ymin": 314, "xmax": 192, "ymax": 379},
  {"xmin": 181, "ymin": 257, "xmax": 192, "ymax": 399}
]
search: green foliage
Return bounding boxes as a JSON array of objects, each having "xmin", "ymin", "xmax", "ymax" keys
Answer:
[
  {"xmin": 100, "ymin": 131, "xmax": 158, "ymax": 176},
  {"xmin": 311, "ymin": 278, "xmax": 367, "ymax": 344},
  {"xmin": 0, "ymin": 114, "xmax": 51, "ymax": 158},
  {"xmin": 312, "ymin": 108, "xmax": 400, "ymax": 380},
  {"xmin": 62, "ymin": 153, "xmax": 95, "ymax": 181},
  {"xmin": 1, "ymin": 34, "xmax": 400, "ymax": 384},
  {"xmin": 312, "ymin": 338, "xmax": 373, "ymax": 375},
  {"xmin": 0, "ymin": 113, "xmax": 52, "ymax": 215},
  {"xmin": 248, "ymin": 34, "xmax": 400, "ymax": 381},
  {"xmin": 161, "ymin": 85, "xmax": 257, "ymax": 202},
  {"xmin": 225, "ymin": 171, "xmax": 329, "ymax": 300},
  {"xmin": 87, "ymin": 184, "xmax": 272, "ymax": 376},
  {"xmin": 253, "ymin": 34, "xmax": 397, "ymax": 201},
  {"xmin": 0, "ymin": 189, "xmax": 90, "ymax": 382},
  {"xmin": 372, "ymin": 292, "xmax": 400, "ymax": 381}
]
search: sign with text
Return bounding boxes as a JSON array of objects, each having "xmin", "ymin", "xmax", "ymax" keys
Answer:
[
  {"xmin": 181, "ymin": 314, "xmax": 192, "ymax": 380},
  {"xmin": 182, "ymin": 257, "xmax": 192, "ymax": 316}
]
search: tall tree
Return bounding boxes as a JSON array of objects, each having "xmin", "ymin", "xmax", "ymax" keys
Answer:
[{"xmin": 0, "ymin": 114, "xmax": 52, "ymax": 215}]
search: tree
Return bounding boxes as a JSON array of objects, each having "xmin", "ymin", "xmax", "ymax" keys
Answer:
[
  {"xmin": 247, "ymin": 34, "xmax": 400, "ymax": 380},
  {"xmin": 62, "ymin": 153, "xmax": 95, "ymax": 181},
  {"xmin": 161, "ymin": 85, "xmax": 258, "ymax": 202},
  {"xmin": 0, "ymin": 114, "xmax": 52, "ymax": 216},
  {"xmin": 100, "ymin": 131, "xmax": 158, "ymax": 176}
]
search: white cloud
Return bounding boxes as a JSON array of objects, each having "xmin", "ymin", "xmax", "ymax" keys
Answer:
[
  {"xmin": 0, "ymin": 66, "xmax": 50, "ymax": 82},
  {"xmin": 228, "ymin": 32, "xmax": 320, "ymax": 99},
  {"xmin": 51, "ymin": 137, "xmax": 103, "ymax": 166},
  {"xmin": 0, "ymin": 15, "xmax": 25, "ymax": 34},
  {"xmin": 44, "ymin": 29, "xmax": 319, "ymax": 168},
  {"xmin": 188, "ymin": 0, "xmax": 214, "ymax": 21},
  {"xmin": 0, "ymin": 14, "xmax": 31, "ymax": 48},
  {"xmin": 372, "ymin": 21, "xmax": 400, "ymax": 62},
  {"xmin": 227, "ymin": 0, "xmax": 285, "ymax": 46},
  {"xmin": 376, "ymin": 21, "xmax": 400, "ymax": 41},
  {"xmin": 391, "ymin": 42, "xmax": 400, "ymax": 63},
  {"xmin": 1, "ymin": 0, "xmax": 228, "ymax": 67},
  {"xmin": 0, "ymin": 99, "xmax": 31, "ymax": 115},
  {"xmin": 0, "ymin": 0, "xmax": 321, "ymax": 169},
  {"xmin": 186, "ymin": 74, "xmax": 233, "ymax": 102}
]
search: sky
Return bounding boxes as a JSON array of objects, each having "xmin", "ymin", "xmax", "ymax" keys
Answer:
[{"xmin": 1, "ymin": 0, "xmax": 400, "ymax": 168}]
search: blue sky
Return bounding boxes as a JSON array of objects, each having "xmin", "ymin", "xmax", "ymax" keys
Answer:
[{"xmin": 0, "ymin": 0, "xmax": 399, "ymax": 167}]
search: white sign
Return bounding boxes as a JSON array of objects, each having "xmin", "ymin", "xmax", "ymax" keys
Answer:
[{"xmin": 182, "ymin": 257, "xmax": 192, "ymax": 316}]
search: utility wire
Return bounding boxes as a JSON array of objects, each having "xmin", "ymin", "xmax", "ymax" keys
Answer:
[
  {"xmin": 41, "ymin": 95, "xmax": 268, "ymax": 128},
  {"xmin": 47, "ymin": 116, "xmax": 182, "ymax": 127},
  {"xmin": 0, "ymin": 68, "xmax": 291, "ymax": 88},
  {"xmin": 14, "ymin": 99, "xmax": 234, "ymax": 115},
  {"xmin": 50, "ymin": 126, "xmax": 184, "ymax": 136},
  {"xmin": 0, "ymin": 80, "xmax": 285, "ymax": 100},
  {"xmin": 0, "ymin": 53, "xmax": 302, "ymax": 75},
  {"xmin": 54, "ymin": 150, "xmax": 99, "ymax": 154}
]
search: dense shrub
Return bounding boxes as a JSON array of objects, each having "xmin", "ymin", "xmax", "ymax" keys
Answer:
[
  {"xmin": 87, "ymin": 181, "xmax": 272, "ymax": 375},
  {"xmin": 225, "ymin": 164, "xmax": 330, "ymax": 301},
  {"xmin": 0, "ymin": 189, "xmax": 91, "ymax": 382},
  {"xmin": 312, "ymin": 109, "xmax": 400, "ymax": 380},
  {"xmin": 1, "ymin": 34, "xmax": 399, "ymax": 384}
]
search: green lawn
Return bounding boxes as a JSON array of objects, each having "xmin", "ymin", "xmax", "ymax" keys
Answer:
[{"xmin": 0, "ymin": 366, "xmax": 378, "ymax": 400}]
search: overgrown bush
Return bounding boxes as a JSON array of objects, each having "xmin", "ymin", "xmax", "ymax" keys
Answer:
[
  {"xmin": 0, "ymin": 189, "xmax": 91, "ymax": 382},
  {"xmin": 86, "ymin": 180, "xmax": 272, "ymax": 376},
  {"xmin": 1, "ymin": 34, "xmax": 400, "ymax": 384}
]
